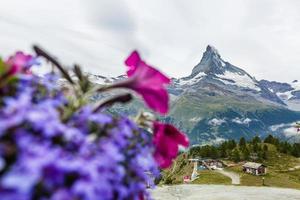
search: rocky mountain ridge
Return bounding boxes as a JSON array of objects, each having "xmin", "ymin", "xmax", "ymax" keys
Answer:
[{"xmin": 89, "ymin": 45, "xmax": 300, "ymax": 144}]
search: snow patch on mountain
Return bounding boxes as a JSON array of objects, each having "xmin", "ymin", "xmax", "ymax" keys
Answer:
[
  {"xmin": 88, "ymin": 74, "xmax": 126, "ymax": 85},
  {"xmin": 221, "ymin": 61, "xmax": 226, "ymax": 67},
  {"xmin": 216, "ymin": 71, "xmax": 261, "ymax": 91},
  {"xmin": 178, "ymin": 72, "xmax": 206, "ymax": 85},
  {"xmin": 189, "ymin": 117, "xmax": 202, "ymax": 122},
  {"xmin": 277, "ymin": 91, "xmax": 294, "ymax": 100},
  {"xmin": 291, "ymin": 80, "xmax": 300, "ymax": 90},
  {"xmin": 88, "ymin": 75, "xmax": 109, "ymax": 84},
  {"xmin": 285, "ymin": 100, "xmax": 300, "ymax": 111},
  {"xmin": 276, "ymin": 81, "xmax": 300, "ymax": 100},
  {"xmin": 259, "ymin": 79, "xmax": 300, "ymax": 110}
]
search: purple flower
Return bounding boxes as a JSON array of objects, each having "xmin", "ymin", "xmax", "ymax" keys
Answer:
[{"xmin": 0, "ymin": 50, "xmax": 161, "ymax": 200}]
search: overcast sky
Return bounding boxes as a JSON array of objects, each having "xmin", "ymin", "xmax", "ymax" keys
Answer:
[{"xmin": 0, "ymin": 0, "xmax": 300, "ymax": 82}]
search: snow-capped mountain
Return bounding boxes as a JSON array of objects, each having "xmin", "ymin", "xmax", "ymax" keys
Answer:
[
  {"xmin": 86, "ymin": 74, "xmax": 126, "ymax": 85},
  {"xmin": 89, "ymin": 45, "xmax": 300, "ymax": 145},
  {"xmin": 260, "ymin": 79, "xmax": 300, "ymax": 111},
  {"xmin": 170, "ymin": 45, "xmax": 284, "ymax": 106},
  {"xmin": 87, "ymin": 45, "xmax": 292, "ymax": 109}
]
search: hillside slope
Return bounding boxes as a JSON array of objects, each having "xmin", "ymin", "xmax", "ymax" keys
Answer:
[{"xmin": 162, "ymin": 143, "xmax": 300, "ymax": 189}]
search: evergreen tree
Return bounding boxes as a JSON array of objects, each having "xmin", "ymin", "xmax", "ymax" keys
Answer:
[
  {"xmin": 262, "ymin": 150, "xmax": 268, "ymax": 160},
  {"xmin": 252, "ymin": 136, "xmax": 261, "ymax": 144},
  {"xmin": 232, "ymin": 149, "xmax": 241, "ymax": 163},
  {"xmin": 264, "ymin": 134, "xmax": 274, "ymax": 144},
  {"xmin": 239, "ymin": 137, "xmax": 246, "ymax": 148},
  {"xmin": 278, "ymin": 142, "xmax": 292, "ymax": 154},
  {"xmin": 228, "ymin": 140, "xmax": 237, "ymax": 150},
  {"xmin": 242, "ymin": 147, "xmax": 250, "ymax": 160},
  {"xmin": 210, "ymin": 146, "xmax": 219, "ymax": 159},
  {"xmin": 253, "ymin": 143, "xmax": 259, "ymax": 153},
  {"xmin": 219, "ymin": 142, "xmax": 228, "ymax": 158},
  {"xmin": 291, "ymin": 143, "xmax": 300, "ymax": 157},
  {"xmin": 189, "ymin": 136, "xmax": 300, "ymax": 162},
  {"xmin": 273, "ymin": 137, "xmax": 280, "ymax": 146},
  {"xmin": 263, "ymin": 144, "xmax": 268, "ymax": 152},
  {"xmin": 257, "ymin": 151, "xmax": 264, "ymax": 161}
]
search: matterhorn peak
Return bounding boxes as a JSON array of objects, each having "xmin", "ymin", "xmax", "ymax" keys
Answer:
[
  {"xmin": 191, "ymin": 45, "xmax": 226, "ymax": 76},
  {"xmin": 205, "ymin": 45, "xmax": 220, "ymax": 56}
]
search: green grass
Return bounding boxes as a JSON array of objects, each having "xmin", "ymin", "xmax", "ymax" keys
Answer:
[
  {"xmin": 162, "ymin": 144, "xmax": 300, "ymax": 189},
  {"xmin": 161, "ymin": 153, "xmax": 231, "ymax": 185},
  {"xmin": 161, "ymin": 154, "xmax": 194, "ymax": 184},
  {"xmin": 227, "ymin": 145, "xmax": 300, "ymax": 189},
  {"xmin": 192, "ymin": 170, "xmax": 231, "ymax": 185},
  {"xmin": 228, "ymin": 165, "xmax": 300, "ymax": 189}
]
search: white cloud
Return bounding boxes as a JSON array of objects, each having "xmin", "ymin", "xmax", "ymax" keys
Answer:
[
  {"xmin": 269, "ymin": 123, "xmax": 288, "ymax": 131},
  {"xmin": 1, "ymin": 0, "xmax": 300, "ymax": 82},
  {"xmin": 283, "ymin": 127, "xmax": 299, "ymax": 137},
  {"xmin": 208, "ymin": 118, "xmax": 226, "ymax": 126},
  {"xmin": 232, "ymin": 118, "xmax": 252, "ymax": 125},
  {"xmin": 269, "ymin": 122, "xmax": 299, "ymax": 138}
]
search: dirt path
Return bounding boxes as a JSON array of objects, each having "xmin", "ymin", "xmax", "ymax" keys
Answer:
[
  {"xmin": 216, "ymin": 169, "xmax": 240, "ymax": 185},
  {"xmin": 152, "ymin": 185, "xmax": 300, "ymax": 200},
  {"xmin": 288, "ymin": 165, "xmax": 300, "ymax": 171}
]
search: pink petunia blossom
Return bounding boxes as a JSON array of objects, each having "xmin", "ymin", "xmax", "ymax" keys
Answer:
[
  {"xmin": 5, "ymin": 51, "xmax": 36, "ymax": 75},
  {"xmin": 123, "ymin": 51, "xmax": 170, "ymax": 114},
  {"xmin": 152, "ymin": 122, "xmax": 189, "ymax": 168}
]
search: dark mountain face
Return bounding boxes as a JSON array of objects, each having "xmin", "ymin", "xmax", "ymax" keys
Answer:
[
  {"xmin": 191, "ymin": 45, "xmax": 225, "ymax": 76},
  {"xmin": 259, "ymin": 80, "xmax": 294, "ymax": 93},
  {"xmin": 259, "ymin": 79, "xmax": 300, "ymax": 111},
  {"xmin": 90, "ymin": 45, "xmax": 300, "ymax": 145},
  {"xmin": 191, "ymin": 45, "xmax": 250, "ymax": 77}
]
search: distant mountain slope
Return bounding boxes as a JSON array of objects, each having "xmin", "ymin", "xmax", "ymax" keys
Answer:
[
  {"xmin": 260, "ymin": 79, "xmax": 300, "ymax": 111},
  {"xmin": 89, "ymin": 45, "xmax": 300, "ymax": 145},
  {"xmin": 165, "ymin": 45, "xmax": 300, "ymax": 144}
]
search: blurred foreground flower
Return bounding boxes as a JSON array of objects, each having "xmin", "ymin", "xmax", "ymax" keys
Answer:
[
  {"xmin": 0, "ymin": 46, "xmax": 188, "ymax": 200},
  {"xmin": 5, "ymin": 51, "xmax": 37, "ymax": 75},
  {"xmin": 113, "ymin": 51, "xmax": 170, "ymax": 114},
  {"xmin": 153, "ymin": 122, "xmax": 189, "ymax": 168}
]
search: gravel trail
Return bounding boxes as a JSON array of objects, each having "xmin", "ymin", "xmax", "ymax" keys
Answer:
[
  {"xmin": 215, "ymin": 169, "xmax": 240, "ymax": 185},
  {"xmin": 152, "ymin": 185, "xmax": 300, "ymax": 200}
]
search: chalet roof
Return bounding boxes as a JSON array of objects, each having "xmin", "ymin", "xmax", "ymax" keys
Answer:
[
  {"xmin": 188, "ymin": 158, "xmax": 222, "ymax": 162},
  {"xmin": 188, "ymin": 158, "xmax": 200, "ymax": 161},
  {"xmin": 243, "ymin": 162, "xmax": 266, "ymax": 169}
]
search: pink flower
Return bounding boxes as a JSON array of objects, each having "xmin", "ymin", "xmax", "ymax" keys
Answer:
[
  {"xmin": 123, "ymin": 51, "xmax": 170, "ymax": 114},
  {"xmin": 5, "ymin": 51, "xmax": 36, "ymax": 75},
  {"xmin": 153, "ymin": 122, "xmax": 189, "ymax": 168}
]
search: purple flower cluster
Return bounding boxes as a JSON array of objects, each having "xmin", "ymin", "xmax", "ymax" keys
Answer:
[
  {"xmin": 0, "ymin": 47, "xmax": 190, "ymax": 200},
  {"xmin": 0, "ymin": 70, "xmax": 158, "ymax": 199}
]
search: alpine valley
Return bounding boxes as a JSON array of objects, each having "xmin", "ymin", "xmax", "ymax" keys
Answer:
[{"xmin": 89, "ymin": 45, "xmax": 300, "ymax": 145}]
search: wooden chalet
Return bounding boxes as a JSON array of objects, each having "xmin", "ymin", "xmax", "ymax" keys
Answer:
[{"xmin": 242, "ymin": 162, "xmax": 267, "ymax": 175}]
